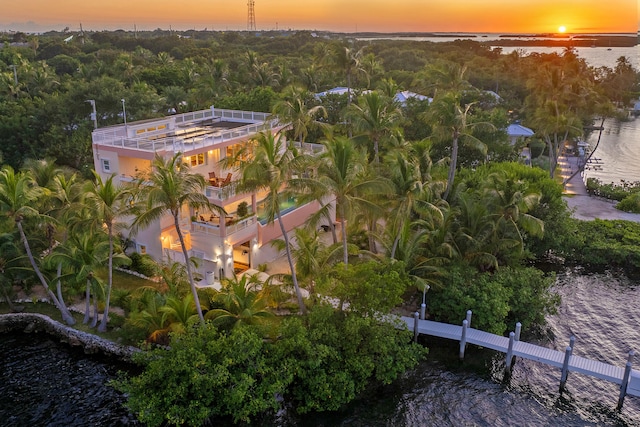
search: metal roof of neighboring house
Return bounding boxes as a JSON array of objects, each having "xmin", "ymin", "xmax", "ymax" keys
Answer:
[
  {"xmin": 394, "ymin": 90, "xmax": 432, "ymax": 105},
  {"xmin": 507, "ymin": 123, "xmax": 534, "ymax": 137},
  {"xmin": 315, "ymin": 87, "xmax": 350, "ymax": 98}
]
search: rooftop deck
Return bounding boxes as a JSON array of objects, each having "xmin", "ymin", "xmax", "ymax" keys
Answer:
[{"xmin": 92, "ymin": 108, "xmax": 281, "ymax": 154}]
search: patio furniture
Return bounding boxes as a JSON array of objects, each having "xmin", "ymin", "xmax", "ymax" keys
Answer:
[{"xmin": 208, "ymin": 171, "xmax": 217, "ymax": 186}]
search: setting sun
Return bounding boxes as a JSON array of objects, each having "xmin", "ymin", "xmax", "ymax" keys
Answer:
[{"xmin": 558, "ymin": 25, "xmax": 567, "ymax": 33}]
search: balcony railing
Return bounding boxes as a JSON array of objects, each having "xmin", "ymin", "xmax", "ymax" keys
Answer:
[
  {"xmin": 291, "ymin": 141, "xmax": 325, "ymax": 155},
  {"xmin": 191, "ymin": 215, "xmax": 257, "ymax": 237},
  {"xmin": 205, "ymin": 181, "xmax": 241, "ymax": 201},
  {"xmin": 92, "ymin": 108, "xmax": 278, "ymax": 154}
]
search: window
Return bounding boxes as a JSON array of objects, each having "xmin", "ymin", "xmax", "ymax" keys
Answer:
[
  {"xmin": 101, "ymin": 159, "xmax": 111, "ymax": 172},
  {"xmin": 185, "ymin": 153, "xmax": 206, "ymax": 167},
  {"xmin": 139, "ymin": 245, "xmax": 147, "ymax": 255},
  {"xmin": 226, "ymin": 142, "xmax": 253, "ymax": 165}
]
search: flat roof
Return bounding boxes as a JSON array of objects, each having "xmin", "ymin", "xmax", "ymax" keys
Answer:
[{"xmin": 92, "ymin": 108, "xmax": 280, "ymax": 154}]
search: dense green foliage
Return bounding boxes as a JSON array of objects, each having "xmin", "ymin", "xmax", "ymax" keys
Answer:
[
  {"xmin": 317, "ymin": 261, "xmax": 412, "ymax": 316},
  {"xmin": 115, "ymin": 307, "xmax": 426, "ymax": 425},
  {"xmin": 428, "ymin": 263, "xmax": 558, "ymax": 334},
  {"xmin": 565, "ymin": 219, "xmax": 640, "ymax": 269},
  {"xmin": 586, "ymin": 177, "xmax": 640, "ymax": 213}
]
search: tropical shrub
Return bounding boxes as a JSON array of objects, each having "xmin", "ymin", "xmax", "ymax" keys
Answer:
[
  {"xmin": 317, "ymin": 260, "xmax": 412, "ymax": 316},
  {"xmin": 586, "ymin": 177, "xmax": 640, "ymax": 201},
  {"xmin": 128, "ymin": 252, "xmax": 158, "ymax": 278},
  {"xmin": 428, "ymin": 263, "xmax": 558, "ymax": 335},
  {"xmin": 568, "ymin": 219, "xmax": 640, "ymax": 270},
  {"xmin": 616, "ymin": 193, "xmax": 640, "ymax": 213},
  {"xmin": 278, "ymin": 305, "xmax": 427, "ymax": 414},
  {"xmin": 115, "ymin": 307, "xmax": 427, "ymax": 424},
  {"xmin": 429, "ymin": 263, "xmax": 512, "ymax": 334},
  {"xmin": 115, "ymin": 325, "xmax": 289, "ymax": 426}
]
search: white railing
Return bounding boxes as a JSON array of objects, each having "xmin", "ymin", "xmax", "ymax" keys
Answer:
[
  {"xmin": 225, "ymin": 215, "xmax": 257, "ymax": 235},
  {"xmin": 192, "ymin": 221, "xmax": 222, "ymax": 236},
  {"xmin": 191, "ymin": 215, "xmax": 257, "ymax": 237},
  {"xmin": 92, "ymin": 108, "xmax": 279, "ymax": 153},
  {"xmin": 292, "ymin": 141, "xmax": 325, "ymax": 155},
  {"xmin": 205, "ymin": 181, "xmax": 241, "ymax": 201}
]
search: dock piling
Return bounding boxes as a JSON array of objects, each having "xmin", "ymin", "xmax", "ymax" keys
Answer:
[
  {"xmin": 560, "ymin": 345, "xmax": 573, "ymax": 392},
  {"xmin": 515, "ymin": 322, "xmax": 522, "ymax": 341},
  {"xmin": 466, "ymin": 310, "xmax": 472, "ymax": 329},
  {"xmin": 617, "ymin": 351, "xmax": 635, "ymax": 410},
  {"xmin": 505, "ymin": 332, "xmax": 516, "ymax": 375},
  {"xmin": 459, "ymin": 319, "xmax": 468, "ymax": 360},
  {"xmin": 413, "ymin": 312, "xmax": 419, "ymax": 342},
  {"xmin": 420, "ymin": 303, "xmax": 426, "ymax": 320}
]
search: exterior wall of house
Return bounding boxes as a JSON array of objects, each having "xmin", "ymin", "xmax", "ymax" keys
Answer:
[{"xmin": 92, "ymin": 108, "xmax": 333, "ymax": 280}]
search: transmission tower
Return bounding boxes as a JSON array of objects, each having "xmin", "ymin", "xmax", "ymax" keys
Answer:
[{"xmin": 247, "ymin": 0, "xmax": 256, "ymax": 31}]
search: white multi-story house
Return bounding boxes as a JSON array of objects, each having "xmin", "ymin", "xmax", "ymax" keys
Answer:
[{"xmin": 92, "ymin": 107, "xmax": 326, "ymax": 285}]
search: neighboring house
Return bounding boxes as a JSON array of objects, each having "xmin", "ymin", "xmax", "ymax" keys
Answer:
[
  {"xmin": 92, "ymin": 107, "xmax": 328, "ymax": 284},
  {"xmin": 507, "ymin": 122, "xmax": 535, "ymax": 165},
  {"xmin": 314, "ymin": 86, "xmax": 372, "ymax": 100},
  {"xmin": 394, "ymin": 90, "xmax": 432, "ymax": 106},
  {"xmin": 315, "ymin": 87, "xmax": 431, "ymax": 106}
]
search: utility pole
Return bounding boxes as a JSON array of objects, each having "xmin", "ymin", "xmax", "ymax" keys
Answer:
[
  {"xmin": 247, "ymin": 0, "xmax": 256, "ymax": 31},
  {"xmin": 86, "ymin": 99, "xmax": 98, "ymax": 130},
  {"xmin": 9, "ymin": 64, "xmax": 18, "ymax": 86}
]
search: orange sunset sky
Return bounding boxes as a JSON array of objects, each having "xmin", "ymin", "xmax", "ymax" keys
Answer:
[{"xmin": 1, "ymin": 0, "xmax": 637, "ymax": 33}]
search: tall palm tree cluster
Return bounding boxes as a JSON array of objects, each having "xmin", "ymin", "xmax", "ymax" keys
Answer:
[{"xmin": 0, "ymin": 160, "xmax": 131, "ymax": 329}]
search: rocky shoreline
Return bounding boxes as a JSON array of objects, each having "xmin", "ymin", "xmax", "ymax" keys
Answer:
[{"xmin": 0, "ymin": 313, "xmax": 140, "ymax": 361}]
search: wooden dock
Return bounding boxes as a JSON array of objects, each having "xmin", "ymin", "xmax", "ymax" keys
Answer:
[{"xmin": 401, "ymin": 312, "xmax": 640, "ymax": 408}]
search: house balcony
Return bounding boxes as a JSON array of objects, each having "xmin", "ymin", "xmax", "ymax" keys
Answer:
[
  {"xmin": 191, "ymin": 215, "xmax": 258, "ymax": 238},
  {"xmin": 291, "ymin": 141, "xmax": 325, "ymax": 155},
  {"xmin": 204, "ymin": 180, "xmax": 241, "ymax": 201}
]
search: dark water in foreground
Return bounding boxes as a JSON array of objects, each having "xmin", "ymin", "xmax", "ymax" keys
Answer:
[
  {"xmin": 0, "ymin": 333, "xmax": 140, "ymax": 426},
  {"xmin": 1, "ymin": 269, "xmax": 639, "ymax": 426}
]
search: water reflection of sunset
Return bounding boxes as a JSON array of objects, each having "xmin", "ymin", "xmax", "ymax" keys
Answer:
[{"xmin": 1, "ymin": 0, "xmax": 636, "ymax": 33}]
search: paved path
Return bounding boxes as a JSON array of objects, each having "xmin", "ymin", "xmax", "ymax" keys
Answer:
[{"xmin": 559, "ymin": 155, "xmax": 640, "ymax": 223}]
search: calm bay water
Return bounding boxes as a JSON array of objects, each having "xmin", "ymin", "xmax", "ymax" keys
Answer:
[
  {"xmin": 0, "ymin": 332, "xmax": 140, "ymax": 426},
  {"xmin": 584, "ymin": 116, "xmax": 640, "ymax": 185}
]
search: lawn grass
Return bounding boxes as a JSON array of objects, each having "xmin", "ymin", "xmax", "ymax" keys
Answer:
[{"xmin": 96, "ymin": 268, "xmax": 163, "ymax": 293}]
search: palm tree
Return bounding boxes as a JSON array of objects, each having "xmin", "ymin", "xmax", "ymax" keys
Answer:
[
  {"xmin": 27, "ymin": 161, "xmax": 83, "ymax": 312},
  {"xmin": 48, "ymin": 231, "xmax": 111, "ymax": 325},
  {"xmin": 383, "ymin": 149, "xmax": 444, "ymax": 259},
  {"xmin": 0, "ymin": 233, "xmax": 28, "ymax": 312},
  {"xmin": 530, "ymin": 100, "xmax": 582, "ymax": 178},
  {"xmin": 481, "ymin": 171, "xmax": 544, "ymax": 264},
  {"xmin": 0, "ymin": 166, "xmax": 75, "ymax": 325},
  {"xmin": 422, "ymin": 60, "xmax": 472, "ymax": 98},
  {"xmin": 131, "ymin": 153, "xmax": 224, "ymax": 324},
  {"xmin": 159, "ymin": 294, "xmax": 200, "ymax": 334},
  {"xmin": 205, "ymin": 274, "xmax": 274, "ymax": 330},
  {"xmin": 84, "ymin": 171, "xmax": 132, "ymax": 332},
  {"xmin": 238, "ymin": 131, "xmax": 307, "ymax": 314},
  {"xmin": 426, "ymin": 92, "xmax": 491, "ymax": 200},
  {"xmin": 347, "ymin": 91, "xmax": 402, "ymax": 163},
  {"xmin": 311, "ymin": 136, "xmax": 385, "ymax": 265},
  {"xmin": 325, "ymin": 42, "xmax": 365, "ymax": 107},
  {"xmin": 272, "ymin": 86, "xmax": 328, "ymax": 145}
]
